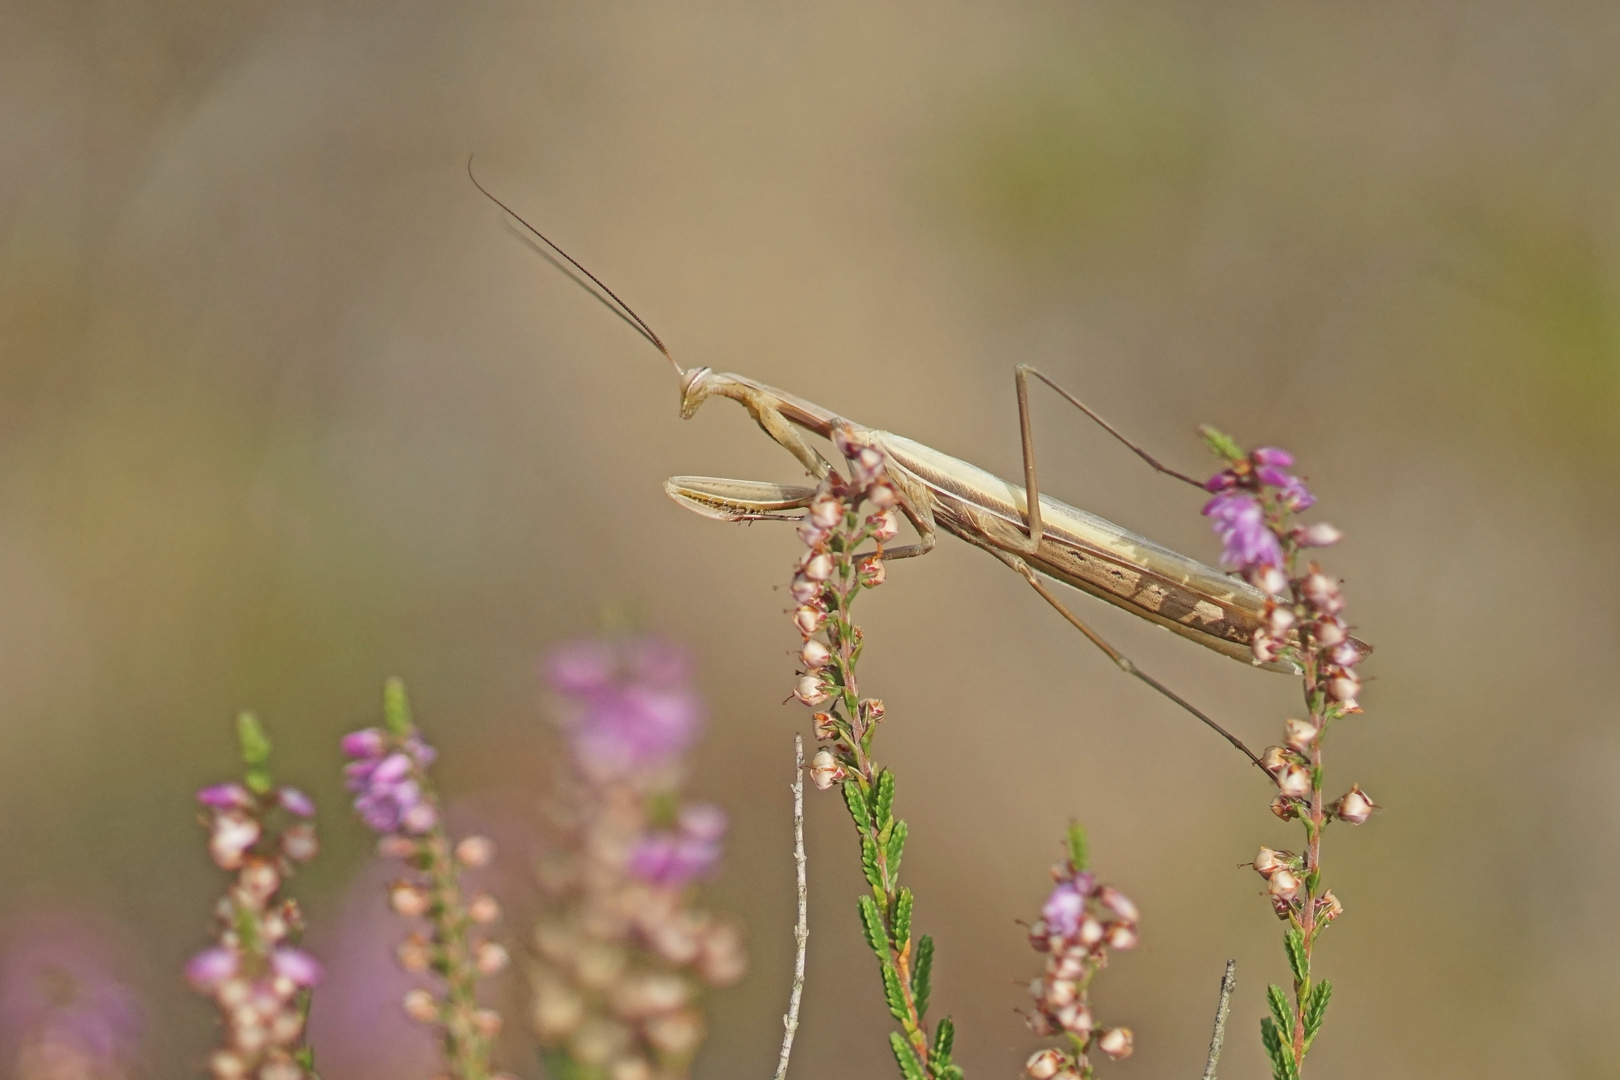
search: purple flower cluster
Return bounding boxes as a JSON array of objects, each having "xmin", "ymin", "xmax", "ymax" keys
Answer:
[
  {"xmin": 1023, "ymin": 845, "xmax": 1137, "ymax": 1078},
  {"xmin": 532, "ymin": 636, "xmax": 746, "ymax": 1080},
  {"xmin": 546, "ymin": 638, "xmax": 702, "ymax": 783},
  {"xmin": 190, "ymin": 773, "xmax": 323, "ymax": 1080},
  {"xmin": 341, "ymin": 729, "xmax": 439, "ymax": 835},
  {"xmin": 625, "ymin": 803, "xmax": 729, "ymax": 886},
  {"xmin": 1202, "ymin": 446, "xmax": 1323, "ymax": 573}
]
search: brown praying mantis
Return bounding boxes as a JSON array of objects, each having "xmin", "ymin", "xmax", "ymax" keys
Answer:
[{"xmin": 469, "ymin": 166, "xmax": 1369, "ymax": 770}]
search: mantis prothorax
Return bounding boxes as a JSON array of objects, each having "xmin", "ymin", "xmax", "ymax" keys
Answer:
[{"xmin": 469, "ymin": 164, "xmax": 1370, "ymax": 771}]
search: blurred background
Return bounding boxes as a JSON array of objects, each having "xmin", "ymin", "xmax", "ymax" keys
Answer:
[{"xmin": 1, "ymin": 1, "xmax": 1617, "ymax": 1077}]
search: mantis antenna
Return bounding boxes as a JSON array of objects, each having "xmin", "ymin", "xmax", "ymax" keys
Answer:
[{"xmin": 467, "ymin": 157, "xmax": 683, "ymax": 378}]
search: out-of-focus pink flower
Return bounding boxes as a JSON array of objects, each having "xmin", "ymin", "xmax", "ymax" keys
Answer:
[
  {"xmin": 544, "ymin": 636, "xmax": 704, "ymax": 781},
  {"xmin": 0, "ymin": 917, "xmax": 143, "ymax": 1077}
]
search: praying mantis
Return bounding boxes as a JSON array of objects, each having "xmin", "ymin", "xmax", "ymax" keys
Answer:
[{"xmin": 469, "ymin": 166, "xmax": 1369, "ymax": 769}]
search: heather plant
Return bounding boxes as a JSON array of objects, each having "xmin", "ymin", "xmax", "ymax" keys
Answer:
[
  {"xmin": 340, "ymin": 679, "xmax": 510, "ymax": 1080},
  {"xmin": 530, "ymin": 635, "xmax": 748, "ymax": 1080},
  {"xmin": 0, "ymin": 918, "xmax": 143, "ymax": 1080},
  {"xmin": 1200, "ymin": 431, "xmax": 1374, "ymax": 1080},
  {"xmin": 186, "ymin": 714, "xmax": 323, "ymax": 1080}
]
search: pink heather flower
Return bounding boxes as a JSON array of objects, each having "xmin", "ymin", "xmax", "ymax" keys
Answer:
[
  {"xmin": 0, "ymin": 921, "xmax": 144, "ymax": 1070},
  {"xmin": 278, "ymin": 787, "xmax": 316, "ymax": 818},
  {"xmin": 340, "ymin": 728, "xmax": 386, "ymax": 759},
  {"xmin": 677, "ymin": 804, "xmax": 728, "ymax": 843},
  {"xmin": 185, "ymin": 947, "xmax": 240, "ymax": 990},
  {"xmin": 270, "ymin": 948, "xmax": 324, "ymax": 988},
  {"xmin": 1252, "ymin": 447, "xmax": 1294, "ymax": 468},
  {"xmin": 197, "ymin": 783, "xmax": 252, "ymax": 810},
  {"xmin": 1041, "ymin": 881, "xmax": 1087, "ymax": 937},
  {"xmin": 1203, "ymin": 492, "xmax": 1284, "ymax": 570},
  {"xmin": 344, "ymin": 735, "xmax": 439, "ymax": 835},
  {"xmin": 544, "ymin": 636, "xmax": 704, "ymax": 781}
]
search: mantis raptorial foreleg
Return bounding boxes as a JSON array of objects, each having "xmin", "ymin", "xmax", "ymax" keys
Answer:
[
  {"xmin": 1013, "ymin": 363, "xmax": 1205, "ymax": 555},
  {"xmin": 987, "ymin": 545, "xmax": 1264, "ymax": 771}
]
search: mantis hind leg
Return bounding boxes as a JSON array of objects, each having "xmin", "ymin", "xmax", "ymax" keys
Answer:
[
  {"xmin": 1013, "ymin": 364, "xmax": 1207, "ymax": 554},
  {"xmin": 986, "ymin": 545, "xmax": 1265, "ymax": 773}
]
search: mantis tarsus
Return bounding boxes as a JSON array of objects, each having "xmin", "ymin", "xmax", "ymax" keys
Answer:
[{"xmin": 469, "ymin": 165, "xmax": 1370, "ymax": 771}]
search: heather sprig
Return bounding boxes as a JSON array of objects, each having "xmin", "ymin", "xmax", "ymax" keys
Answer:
[
  {"xmin": 1019, "ymin": 825, "xmax": 1137, "ymax": 1080},
  {"xmin": 342, "ymin": 679, "xmax": 509, "ymax": 1080},
  {"xmin": 1201, "ymin": 431, "xmax": 1374, "ymax": 1080},
  {"xmin": 792, "ymin": 425, "xmax": 960, "ymax": 1080},
  {"xmin": 531, "ymin": 635, "xmax": 747, "ymax": 1080},
  {"xmin": 187, "ymin": 713, "xmax": 323, "ymax": 1080}
]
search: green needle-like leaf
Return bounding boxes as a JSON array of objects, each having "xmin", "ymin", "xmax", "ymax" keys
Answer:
[
  {"xmin": 859, "ymin": 895, "xmax": 888, "ymax": 955},
  {"xmin": 882, "ymin": 961, "xmax": 910, "ymax": 1024},
  {"xmin": 875, "ymin": 768, "xmax": 896, "ymax": 829},
  {"xmin": 893, "ymin": 887, "xmax": 914, "ymax": 951},
  {"xmin": 383, "ymin": 676, "xmax": 413, "ymax": 736},
  {"xmin": 886, "ymin": 820, "xmax": 908, "ymax": 882},
  {"xmin": 844, "ymin": 778, "xmax": 871, "ymax": 828},
  {"xmin": 1303, "ymin": 979, "xmax": 1333, "ymax": 1050},
  {"xmin": 862, "ymin": 835, "xmax": 884, "ymax": 891},
  {"xmin": 1260, "ymin": 1017, "xmax": 1297, "ymax": 1080},
  {"xmin": 889, "ymin": 1032, "xmax": 926, "ymax": 1080},
  {"xmin": 236, "ymin": 712, "xmax": 274, "ymax": 794},
  {"xmin": 1066, "ymin": 821, "xmax": 1089, "ymax": 871},
  {"xmin": 932, "ymin": 1015, "xmax": 955, "ymax": 1064},
  {"xmin": 1284, "ymin": 928, "xmax": 1308, "ymax": 985},
  {"xmin": 1267, "ymin": 983, "xmax": 1296, "ymax": 1035},
  {"xmin": 912, "ymin": 934, "xmax": 934, "ymax": 1018}
]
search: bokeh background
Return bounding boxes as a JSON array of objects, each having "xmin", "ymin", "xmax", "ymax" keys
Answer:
[{"xmin": 2, "ymin": 2, "xmax": 1618, "ymax": 1077}]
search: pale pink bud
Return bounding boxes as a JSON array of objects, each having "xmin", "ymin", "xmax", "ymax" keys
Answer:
[
  {"xmin": 1253, "ymin": 564, "xmax": 1290, "ymax": 597},
  {"xmin": 1316, "ymin": 889, "xmax": 1345, "ymax": 922},
  {"xmin": 1302, "ymin": 572, "xmax": 1344, "ymax": 614},
  {"xmin": 800, "ymin": 639, "xmax": 832, "ymax": 670},
  {"xmin": 396, "ymin": 934, "xmax": 432, "ymax": 972},
  {"xmin": 388, "ymin": 881, "xmax": 431, "ymax": 918},
  {"xmin": 1270, "ymin": 795, "xmax": 1299, "ymax": 821},
  {"xmin": 1330, "ymin": 641, "xmax": 1362, "ymax": 667},
  {"xmin": 812, "ymin": 712, "xmax": 838, "ymax": 740},
  {"xmin": 468, "ymin": 892, "xmax": 501, "ymax": 924},
  {"xmin": 1042, "ymin": 978, "xmax": 1078, "ymax": 1007},
  {"xmin": 1315, "ymin": 617, "xmax": 1348, "ymax": 646},
  {"xmin": 402, "ymin": 988, "xmax": 439, "ymax": 1023},
  {"xmin": 1284, "ymin": 717, "xmax": 1318, "ymax": 752},
  {"xmin": 1268, "ymin": 868, "xmax": 1301, "ymax": 899},
  {"xmin": 1267, "ymin": 605, "xmax": 1298, "ymax": 636},
  {"xmin": 1026, "ymin": 918, "xmax": 1050, "ymax": 951},
  {"xmin": 1097, "ymin": 1026, "xmax": 1134, "ymax": 1060},
  {"xmin": 1260, "ymin": 745, "xmax": 1292, "ymax": 774},
  {"xmin": 378, "ymin": 835, "xmax": 417, "ymax": 859},
  {"xmin": 645, "ymin": 1010, "xmax": 704, "ymax": 1056},
  {"xmin": 868, "ymin": 481, "xmax": 899, "ymax": 508},
  {"xmin": 281, "ymin": 823, "xmax": 318, "ymax": 863},
  {"xmin": 1105, "ymin": 923, "xmax": 1138, "ymax": 949},
  {"xmin": 796, "ymin": 519, "xmax": 830, "ymax": 547},
  {"xmin": 209, "ymin": 1051, "xmax": 249, "ymax": 1080},
  {"xmin": 1297, "ymin": 522, "xmax": 1342, "ymax": 547},
  {"xmin": 789, "ymin": 574, "xmax": 821, "ymax": 604},
  {"xmin": 1049, "ymin": 952, "xmax": 1084, "ymax": 979},
  {"xmin": 794, "ymin": 674, "xmax": 830, "ymax": 706},
  {"xmin": 1277, "ymin": 763, "xmax": 1312, "ymax": 798},
  {"xmin": 792, "ymin": 604, "xmax": 825, "ymax": 637},
  {"xmin": 857, "ymin": 553, "xmax": 886, "ymax": 587},
  {"xmin": 475, "ymin": 941, "xmax": 510, "ymax": 976},
  {"xmin": 1096, "ymin": 885, "xmax": 1139, "ymax": 924},
  {"xmin": 1025, "ymin": 1009, "xmax": 1058, "ymax": 1036},
  {"xmin": 455, "ymin": 835, "xmax": 496, "ymax": 868},
  {"xmin": 1253, "ymin": 847, "xmax": 1285, "ymax": 876},
  {"xmin": 209, "ymin": 812, "xmax": 260, "ymax": 870},
  {"xmin": 1025, "ymin": 1048, "xmax": 1067, "ymax": 1079},
  {"xmin": 1335, "ymin": 784, "xmax": 1375, "ymax": 824},
  {"xmin": 868, "ymin": 509, "xmax": 900, "ymax": 542},
  {"xmin": 860, "ymin": 698, "xmax": 885, "ymax": 723},
  {"xmin": 1328, "ymin": 673, "xmax": 1360, "ymax": 704},
  {"xmin": 1076, "ymin": 915, "xmax": 1105, "ymax": 948},
  {"xmin": 808, "ymin": 750, "xmax": 845, "ymax": 790},
  {"xmin": 851, "ymin": 446, "xmax": 884, "ymax": 480},
  {"xmin": 1251, "ymin": 628, "xmax": 1280, "ymax": 665},
  {"xmin": 472, "ymin": 1007, "xmax": 503, "ymax": 1037},
  {"xmin": 809, "ymin": 495, "xmax": 843, "ymax": 528},
  {"xmin": 1055, "ymin": 1000, "xmax": 1093, "ymax": 1037},
  {"xmin": 802, "ymin": 552, "xmax": 835, "ymax": 582}
]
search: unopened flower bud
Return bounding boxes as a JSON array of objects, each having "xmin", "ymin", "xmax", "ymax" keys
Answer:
[
  {"xmin": 1268, "ymin": 605, "xmax": 1298, "ymax": 636},
  {"xmin": 809, "ymin": 495, "xmax": 843, "ymax": 528},
  {"xmin": 1260, "ymin": 745, "xmax": 1292, "ymax": 774},
  {"xmin": 402, "ymin": 988, "xmax": 440, "ymax": 1023},
  {"xmin": 789, "ymin": 574, "xmax": 821, "ymax": 604},
  {"xmin": 1041, "ymin": 977, "xmax": 1077, "ymax": 1007},
  {"xmin": 1097, "ymin": 1027, "xmax": 1134, "ymax": 1060},
  {"xmin": 475, "ymin": 941, "xmax": 510, "ymax": 975},
  {"xmin": 389, "ymin": 881, "xmax": 431, "ymax": 918},
  {"xmin": 472, "ymin": 1007, "xmax": 503, "ymax": 1037},
  {"xmin": 812, "ymin": 712, "xmax": 838, "ymax": 740},
  {"xmin": 868, "ymin": 509, "xmax": 900, "ymax": 542},
  {"xmin": 281, "ymin": 823, "xmax": 318, "ymax": 863},
  {"xmin": 794, "ymin": 674, "xmax": 830, "ymax": 706},
  {"xmin": 455, "ymin": 835, "xmax": 496, "ymax": 868},
  {"xmin": 808, "ymin": 750, "xmax": 845, "ymax": 790},
  {"xmin": 860, "ymin": 698, "xmax": 885, "ymax": 723},
  {"xmin": 1025, "ymin": 1048, "xmax": 1067, "ymax": 1079},
  {"xmin": 1270, "ymin": 795, "xmax": 1299, "ymax": 820},
  {"xmin": 396, "ymin": 934, "xmax": 432, "ymax": 971},
  {"xmin": 802, "ymin": 552, "xmax": 835, "ymax": 582},
  {"xmin": 1253, "ymin": 847, "xmax": 1285, "ymax": 876},
  {"xmin": 1252, "ymin": 564, "xmax": 1290, "ymax": 597},
  {"xmin": 1297, "ymin": 522, "xmax": 1343, "ymax": 547},
  {"xmin": 1268, "ymin": 868, "xmax": 1301, "ymax": 899},
  {"xmin": 240, "ymin": 859, "xmax": 280, "ymax": 904},
  {"xmin": 1277, "ymin": 763, "xmax": 1313, "ymax": 798},
  {"xmin": 378, "ymin": 834, "xmax": 418, "ymax": 859},
  {"xmin": 800, "ymin": 639, "xmax": 832, "ymax": 670},
  {"xmin": 1335, "ymin": 784, "xmax": 1375, "ymax": 824},
  {"xmin": 1252, "ymin": 628, "xmax": 1280, "ymax": 665},
  {"xmin": 1328, "ymin": 673, "xmax": 1360, "ymax": 704},
  {"xmin": 1315, "ymin": 617, "xmax": 1348, "ymax": 646},
  {"xmin": 1076, "ymin": 916, "xmax": 1105, "ymax": 948},
  {"xmin": 1316, "ymin": 889, "xmax": 1345, "ymax": 922},
  {"xmin": 1284, "ymin": 717, "xmax": 1318, "ymax": 752},
  {"xmin": 209, "ymin": 1051, "xmax": 249, "ymax": 1080},
  {"xmin": 868, "ymin": 481, "xmax": 898, "ymax": 508},
  {"xmin": 1026, "ymin": 918, "xmax": 1050, "ymax": 951},
  {"xmin": 1302, "ymin": 572, "xmax": 1343, "ymax": 614},
  {"xmin": 857, "ymin": 553, "xmax": 886, "ymax": 587},
  {"xmin": 1096, "ymin": 885, "xmax": 1139, "ymax": 924},
  {"xmin": 1055, "ymin": 1001, "xmax": 1093, "ymax": 1037},
  {"xmin": 209, "ymin": 812, "xmax": 260, "ymax": 870},
  {"xmin": 850, "ymin": 446, "xmax": 884, "ymax": 480},
  {"xmin": 792, "ymin": 604, "xmax": 825, "ymax": 637},
  {"xmin": 1330, "ymin": 641, "xmax": 1362, "ymax": 668},
  {"xmin": 796, "ymin": 518, "xmax": 830, "ymax": 547},
  {"xmin": 1105, "ymin": 922, "xmax": 1138, "ymax": 949}
]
